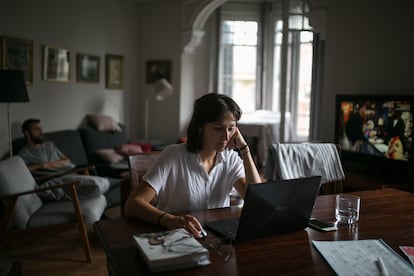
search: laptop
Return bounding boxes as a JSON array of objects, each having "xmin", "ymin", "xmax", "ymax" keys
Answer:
[{"xmin": 204, "ymin": 176, "xmax": 322, "ymax": 242}]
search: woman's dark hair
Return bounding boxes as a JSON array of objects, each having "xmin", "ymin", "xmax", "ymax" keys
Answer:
[{"xmin": 186, "ymin": 93, "xmax": 242, "ymax": 153}]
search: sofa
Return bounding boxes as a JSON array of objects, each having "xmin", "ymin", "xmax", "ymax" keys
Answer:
[
  {"xmin": 12, "ymin": 123, "xmax": 131, "ymax": 209},
  {"xmin": 78, "ymin": 125, "xmax": 129, "ymax": 178}
]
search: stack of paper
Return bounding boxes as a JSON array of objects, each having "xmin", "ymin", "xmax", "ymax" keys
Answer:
[
  {"xmin": 312, "ymin": 239, "xmax": 414, "ymax": 275},
  {"xmin": 134, "ymin": 228, "xmax": 210, "ymax": 273}
]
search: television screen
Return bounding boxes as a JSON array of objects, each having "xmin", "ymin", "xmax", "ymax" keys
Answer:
[{"xmin": 335, "ymin": 95, "xmax": 413, "ymax": 167}]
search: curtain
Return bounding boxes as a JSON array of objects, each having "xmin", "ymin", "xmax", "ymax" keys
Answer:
[{"xmin": 309, "ymin": 33, "xmax": 325, "ymax": 141}]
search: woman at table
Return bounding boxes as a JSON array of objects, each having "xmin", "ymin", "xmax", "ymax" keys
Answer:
[{"xmin": 124, "ymin": 93, "xmax": 262, "ymax": 238}]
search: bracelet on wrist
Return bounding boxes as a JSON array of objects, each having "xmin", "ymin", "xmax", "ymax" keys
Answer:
[
  {"xmin": 240, "ymin": 148, "xmax": 250, "ymax": 159},
  {"xmin": 238, "ymin": 144, "xmax": 248, "ymax": 151},
  {"xmin": 157, "ymin": 212, "xmax": 167, "ymax": 225},
  {"xmin": 237, "ymin": 144, "xmax": 249, "ymax": 158}
]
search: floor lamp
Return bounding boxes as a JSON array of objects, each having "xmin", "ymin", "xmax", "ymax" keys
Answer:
[
  {"xmin": 144, "ymin": 78, "xmax": 173, "ymax": 142},
  {"xmin": 0, "ymin": 70, "xmax": 30, "ymax": 157}
]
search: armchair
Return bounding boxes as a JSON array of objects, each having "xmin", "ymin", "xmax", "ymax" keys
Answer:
[{"xmin": 0, "ymin": 156, "xmax": 107, "ymax": 262}]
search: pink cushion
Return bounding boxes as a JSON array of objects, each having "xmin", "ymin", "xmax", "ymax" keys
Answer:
[
  {"xmin": 87, "ymin": 114, "xmax": 122, "ymax": 132},
  {"xmin": 95, "ymin": 148, "xmax": 124, "ymax": 164},
  {"xmin": 116, "ymin": 143, "xmax": 143, "ymax": 156}
]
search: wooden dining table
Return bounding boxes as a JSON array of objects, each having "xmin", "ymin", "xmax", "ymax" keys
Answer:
[{"xmin": 94, "ymin": 188, "xmax": 414, "ymax": 275}]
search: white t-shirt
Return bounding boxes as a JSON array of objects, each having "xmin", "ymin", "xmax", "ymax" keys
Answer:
[{"xmin": 143, "ymin": 143, "xmax": 245, "ymax": 213}]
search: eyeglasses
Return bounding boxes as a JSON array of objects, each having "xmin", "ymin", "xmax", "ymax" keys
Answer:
[
  {"xmin": 147, "ymin": 229, "xmax": 205, "ymax": 254},
  {"xmin": 145, "ymin": 228, "xmax": 233, "ymax": 261},
  {"xmin": 204, "ymin": 239, "xmax": 233, "ymax": 262}
]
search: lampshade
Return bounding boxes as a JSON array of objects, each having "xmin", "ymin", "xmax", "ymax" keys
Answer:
[
  {"xmin": 152, "ymin": 78, "xmax": 173, "ymax": 100},
  {"xmin": 0, "ymin": 69, "xmax": 29, "ymax": 103}
]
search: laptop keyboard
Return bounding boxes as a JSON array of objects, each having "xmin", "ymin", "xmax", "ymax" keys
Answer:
[{"xmin": 215, "ymin": 220, "xmax": 239, "ymax": 239}]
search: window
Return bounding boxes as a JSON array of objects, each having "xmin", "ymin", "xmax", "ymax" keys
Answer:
[
  {"xmin": 217, "ymin": 0, "xmax": 313, "ymax": 141},
  {"xmin": 219, "ymin": 20, "xmax": 258, "ymax": 112}
]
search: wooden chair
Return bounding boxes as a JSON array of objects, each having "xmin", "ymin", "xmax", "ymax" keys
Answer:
[
  {"xmin": 121, "ymin": 152, "xmax": 162, "ymax": 214},
  {"xmin": 264, "ymin": 143, "xmax": 345, "ymax": 195},
  {"xmin": 0, "ymin": 156, "xmax": 107, "ymax": 262}
]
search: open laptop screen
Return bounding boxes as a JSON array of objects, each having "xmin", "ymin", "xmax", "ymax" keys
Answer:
[{"xmin": 205, "ymin": 176, "xmax": 322, "ymax": 242}]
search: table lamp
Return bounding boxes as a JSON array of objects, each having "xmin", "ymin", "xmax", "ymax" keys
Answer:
[
  {"xmin": 0, "ymin": 69, "xmax": 30, "ymax": 157},
  {"xmin": 144, "ymin": 78, "xmax": 173, "ymax": 142}
]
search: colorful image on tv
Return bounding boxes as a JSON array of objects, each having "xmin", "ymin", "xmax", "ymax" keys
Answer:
[{"xmin": 336, "ymin": 98, "xmax": 413, "ymax": 161}]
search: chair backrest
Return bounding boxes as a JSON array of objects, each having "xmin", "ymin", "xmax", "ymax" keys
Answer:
[
  {"xmin": 264, "ymin": 143, "xmax": 345, "ymax": 194},
  {"xmin": 127, "ymin": 152, "xmax": 161, "ymax": 191},
  {"xmin": 124, "ymin": 152, "xmax": 162, "ymax": 210},
  {"xmin": 0, "ymin": 156, "xmax": 43, "ymax": 229}
]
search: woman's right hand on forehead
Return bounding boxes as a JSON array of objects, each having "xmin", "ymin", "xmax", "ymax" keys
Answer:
[{"xmin": 230, "ymin": 127, "xmax": 247, "ymax": 149}]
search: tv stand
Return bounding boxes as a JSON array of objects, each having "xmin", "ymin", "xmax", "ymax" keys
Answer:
[{"xmin": 343, "ymin": 161, "xmax": 414, "ymax": 193}]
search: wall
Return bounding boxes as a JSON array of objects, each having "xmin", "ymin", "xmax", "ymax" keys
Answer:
[
  {"xmin": 135, "ymin": 0, "xmax": 219, "ymax": 143},
  {"xmin": 136, "ymin": 0, "xmax": 182, "ymax": 143},
  {"xmin": 0, "ymin": 0, "xmax": 139, "ymax": 156},
  {"xmin": 2, "ymin": 0, "xmax": 413, "ymax": 158},
  {"xmin": 320, "ymin": 0, "xmax": 414, "ymax": 142}
]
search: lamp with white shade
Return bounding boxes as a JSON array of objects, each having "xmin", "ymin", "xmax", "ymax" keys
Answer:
[
  {"xmin": 144, "ymin": 78, "xmax": 173, "ymax": 142},
  {"xmin": 0, "ymin": 69, "xmax": 30, "ymax": 157}
]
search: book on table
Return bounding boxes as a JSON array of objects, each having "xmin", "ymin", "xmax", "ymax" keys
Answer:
[{"xmin": 133, "ymin": 228, "xmax": 210, "ymax": 273}]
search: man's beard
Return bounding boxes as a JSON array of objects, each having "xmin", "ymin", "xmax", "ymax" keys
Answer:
[{"xmin": 31, "ymin": 136, "xmax": 44, "ymax": 144}]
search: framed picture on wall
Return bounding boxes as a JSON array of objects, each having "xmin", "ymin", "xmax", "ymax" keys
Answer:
[
  {"xmin": 146, "ymin": 59, "xmax": 172, "ymax": 83},
  {"xmin": 105, "ymin": 54, "xmax": 124, "ymax": 89},
  {"xmin": 1, "ymin": 36, "xmax": 34, "ymax": 85},
  {"xmin": 77, "ymin": 53, "xmax": 100, "ymax": 83},
  {"xmin": 42, "ymin": 45, "xmax": 70, "ymax": 82}
]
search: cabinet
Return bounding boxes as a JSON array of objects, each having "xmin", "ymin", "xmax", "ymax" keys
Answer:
[{"xmin": 343, "ymin": 164, "xmax": 414, "ymax": 193}]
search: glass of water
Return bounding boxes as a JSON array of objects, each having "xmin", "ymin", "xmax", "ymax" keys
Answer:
[{"xmin": 335, "ymin": 194, "xmax": 361, "ymax": 225}]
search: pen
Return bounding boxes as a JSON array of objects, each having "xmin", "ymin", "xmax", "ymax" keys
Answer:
[{"xmin": 377, "ymin": 257, "xmax": 389, "ymax": 276}]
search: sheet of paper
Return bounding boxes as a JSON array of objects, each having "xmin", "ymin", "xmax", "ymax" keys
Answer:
[{"xmin": 312, "ymin": 239, "xmax": 414, "ymax": 275}]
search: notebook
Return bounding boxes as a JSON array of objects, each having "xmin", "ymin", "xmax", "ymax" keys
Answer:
[
  {"xmin": 133, "ymin": 228, "xmax": 210, "ymax": 273},
  {"xmin": 204, "ymin": 176, "xmax": 322, "ymax": 242}
]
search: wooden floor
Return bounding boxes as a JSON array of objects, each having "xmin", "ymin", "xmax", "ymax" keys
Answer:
[{"xmin": 1, "ymin": 207, "xmax": 121, "ymax": 276}]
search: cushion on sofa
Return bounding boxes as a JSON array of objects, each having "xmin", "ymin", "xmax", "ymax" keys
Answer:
[
  {"xmin": 87, "ymin": 114, "xmax": 122, "ymax": 132},
  {"xmin": 28, "ymin": 194, "xmax": 107, "ymax": 226},
  {"xmin": 116, "ymin": 143, "xmax": 143, "ymax": 156},
  {"xmin": 79, "ymin": 125, "xmax": 128, "ymax": 165},
  {"xmin": 95, "ymin": 148, "xmax": 125, "ymax": 164}
]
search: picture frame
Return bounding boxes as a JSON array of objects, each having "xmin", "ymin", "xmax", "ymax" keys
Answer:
[
  {"xmin": 105, "ymin": 54, "xmax": 124, "ymax": 89},
  {"xmin": 1, "ymin": 36, "xmax": 34, "ymax": 85},
  {"xmin": 43, "ymin": 45, "xmax": 70, "ymax": 82},
  {"xmin": 77, "ymin": 53, "xmax": 100, "ymax": 83},
  {"xmin": 146, "ymin": 60, "xmax": 172, "ymax": 84}
]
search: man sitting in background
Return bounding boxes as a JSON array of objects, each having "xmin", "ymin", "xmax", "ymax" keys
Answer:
[
  {"xmin": 18, "ymin": 118, "xmax": 75, "ymax": 172},
  {"xmin": 18, "ymin": 118, "xmax": 109, "ymax": 201}
]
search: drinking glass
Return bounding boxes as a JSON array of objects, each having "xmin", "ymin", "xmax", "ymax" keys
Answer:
[{"xmin": 335, "ymin": 194, "xmax": 361, "ymax": 225}]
